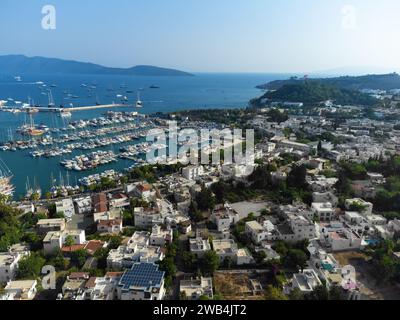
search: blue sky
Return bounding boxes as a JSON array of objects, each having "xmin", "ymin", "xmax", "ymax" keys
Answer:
[{"xmin": 1, "ymin": 0, "xmax": 400, "ymax": 73}]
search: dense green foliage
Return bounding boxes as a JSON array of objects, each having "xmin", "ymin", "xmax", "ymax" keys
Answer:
[
  {"xmin": 129, "ymin": 164, "xmax": 184, "ymax": 183},
  {"xmin": 256, "ymin": 82, "xmax": 377, "ymax": 106},
  {"xmin": 365, "ymin": 240, "xmax": 400, "ymax": 284},
  {"xmin": 17, "ymin": 253, "xmax": 46, "ymax": 280},
  {"xmin": 259, "ymin": 73, "xmax": 400, "ymax": 91}
]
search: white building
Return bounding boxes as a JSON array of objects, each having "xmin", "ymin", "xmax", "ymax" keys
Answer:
[
  {"xmin": 3, "ymin": 280, "xmax": 37, "ymax": 300},
  {"xmin": 83, "ymin": 274, "xmax": 121, "ymax": 300},
  {"xmin": 323, "ymin": 229, "xmax": 363, "ymax": 252},
  {"xmin": 236, "ymin": 248, "xmax": 255, "ymax": 265},
  {"xmin": 43, "ymin": 229, "xmax": 86, "ymax": 255},
  {"xmin": 180, "ymin": 277, "xmax": 213, "ymax": 300},
  {"xmin": 150, "ymin": 225, "xmax": 173, "ymax": 247},
  {"xmin": 134, "ymin": 199, "xmax": 179, "ymax": 228},
  {"xmin": 97, "ymin": 219, "xmax": 123, "ymax": 234},
  {"xmin": 43, "ymin": 231, "xmax": 63, "ymax": 255},
  {"xmin": 74, "ymin": 197, "xmax": 92, "ymax": 215},
  {"xmin": 245, "ymin": 220, "xmax": 275, "ymax": 244},
  {"xmin": 36, "ymin": 218, "xmax": 66, "ymax": 234},
  {"xmin": 0, "ymin": 250, "xmax": 29, "ymax": 283},
  {"xmin": 132, "ymin": 183, "xmax": 157, "ymax": 202},
  {"xmin": 117, "ymin": 263, "xmax": 165, "ymax": 300},
  {"xmin": 312, "ymin": 192, "xmax": 338, "ymax": 207},
  {"xmin": 107, "ymin": 232, "xmax": 165, "ymax": 270},
  {"xmin": 311, "ymin": 202, "xmax": 335, "ymax": 221},
  {"xmin": 55, "ymin": 198, "xmax": 76, "ymax": 219},
  {"xmin": 278, "ymin": 140, "xmax": 310, "ymax": 153},
  {"xmin": 134, "ymin": 207, "xmax": 163, "ymax": 228},
  {"xmin": 288, "ymin": 269, "xmax": 322, "ymax": 293},
  {"xmin": 211, "ymin": 239, "xmax": 254, "ymax": 265},
  {"xmin": 345, "ymin": 198, "xmax": 373, "ymax": 216},
  {"xmin": 274, "ymin": 214, "xmax": 319, "ymax": 243},
  {"xmin": 182, "ymin": 165, "xmax": 205, "ymax": 181},
  {"xmin": 211, "ymin": 205, "xmax": 234, "ymax": 232},
  {"xmin": 189, "ymin": 238, "xmax": 211, "ymax": 258},
  {"xmin": 63, "ymin": 229, "xmax": 86, "ymax": 245}
]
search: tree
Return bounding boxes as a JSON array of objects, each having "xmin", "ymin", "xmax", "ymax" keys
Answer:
[
  {"xmin": 329, "ymin": 286, "xmax": 347, "ymax": 300},
  {"xmin": 64, "ymin": 235, "xmax": 75, "ymax": 247},
  {"xmin": 47, "ymin": 250, "xmax": 69, "ymax": 271},
  {"xmin": 159, "ymin": 257, "xmax": 177, "ymax": 277},
  {"xmin": 264, "ymin": 285, "xmax": 288, "ymax": 300},
  {"xmin": 189, "ymin": 201, "xmax": 203, "ymax": 223},
  {"xmin": 200, "ymin": 251, "xmax": 220, "ymax": 275},
  {"xmin": 213, "ymin": 293, "xmax": 224, "ymax": 300},
  {"xmin": 0, "ymin": 194, "xmax": 9, "ymax": 204},
  {"xmin": 284, "ymin": 249, "xmax": 308, "ymax": 271},
  {"xmin": 108, "ymin": 236, "xmax": 123, "ymax": 250},
  {"xmin": 182, "ymin": 251, "xmax": 197, "ymax": 271},
  {"xmin": 94, "ymin": 248, "xmax": 110, "ymax": 270},
  {"xmin": 317, "ymin": 140, "xmax": 323, "ymax": 156},
  {"xmin": 305, "ymin": 285, "xmax": 329, "ymax": 300},
  {"xmin": 22, "ymin": 232, "xmax": 42, "ymax": 251},
  {"xmin": 196, "ymin": 188, "xmax": 216, "ymax": 211},
  {"xmin": 287, "ymin": 165, "xmax": 307, "ymax": 189},
  {"xmin": 17, "ymin": 253, "xmax": 46, "ymax": 279},
  {"xmin": 222, "ymin": 256, "xmax": 234, "ymax": 269},
  {"xmin": 289, "ymin": 288, "xmax": 304, "ymax": 300},
  {"xmin": 70, "ymin": 249, "xmax": 88, "ymax": 268}
]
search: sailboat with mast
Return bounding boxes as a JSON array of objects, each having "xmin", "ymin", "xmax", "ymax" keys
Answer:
[
  {"xmin": 25, "ymin": 176, "xmax": 42, "ymax": 200},
  {"xmin": 18, "ymin": 113, "xmax": 46, "ymax": 136},
  {"xmin": 136, "ymin": 91, "xmax": 143, "ymax": 108},
  {"xmin": 0, "ymin": 158, "xmax": 14, "ymax": 198},
  {"xmin": 48, "ymin": 89, "xmax": 56, "ymax": 108}
]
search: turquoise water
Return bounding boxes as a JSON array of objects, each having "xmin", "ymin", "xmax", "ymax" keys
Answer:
[{"xmin": 0, "ymin": 72, "xmax": 290, "ymax": 198}]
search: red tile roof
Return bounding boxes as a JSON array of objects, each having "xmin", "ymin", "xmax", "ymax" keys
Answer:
[
  {"xmin": 92, "ymin": 193, "xmax": 108, "ymax": 213},
  {"xmin": 112, "ymin": 193, "xmax": 127, "ymax": 200},
  {"xmin": 84, "ymin": 240, "xmax": 105, "ymax": 254},
  {"xmin": 98, "ymin": 219, "xmax": 122, "ymax": 228},
  {"xmin": 69, "ymin": 272, "xmax": 90, "ymax": 280},
  {"xmin": 62, "ymin": 244, "xmax": 86, "ymax": 253},
  {"xmin": 85, "ymin": 277, "xmax": 97, "ymax": 289},
  {"xmin": 137, "ymin": 184, "xmax": 152, "ymax": 192},
  {"xmin": 105, "ymin": 272, "xmax": 123, "ymax": 278}
]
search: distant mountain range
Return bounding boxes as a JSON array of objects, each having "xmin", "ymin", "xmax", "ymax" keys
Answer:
[
  {"xmin": 256, "ymin": 73, "xmax": 400, "ymax": 91},
  {"xmin": 0, "ymin": 55, "xmax": 194, "ymax": 77}
]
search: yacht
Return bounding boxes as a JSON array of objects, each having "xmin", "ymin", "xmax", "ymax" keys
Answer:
[
  {"xmin": 136, "ymin": 91, "xmax": 143, "ymax": 108},
  {"xmin": 60, "ymin": 109, "xmax": 72, "ymax": 118}
]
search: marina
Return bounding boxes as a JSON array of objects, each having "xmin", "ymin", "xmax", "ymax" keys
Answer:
[{"xmin": 0, "ymin": 72, "xmax": 268, "ymax": 198}]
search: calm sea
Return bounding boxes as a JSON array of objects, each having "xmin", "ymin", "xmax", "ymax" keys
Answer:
[{"xmin": 0, "ymin": 72, "xmax": 291, "ymax": 198}]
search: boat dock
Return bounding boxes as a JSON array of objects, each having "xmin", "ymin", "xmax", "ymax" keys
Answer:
[{"xmin": 38, "ymin": 103, "xmax": 133, "ymax": 113}]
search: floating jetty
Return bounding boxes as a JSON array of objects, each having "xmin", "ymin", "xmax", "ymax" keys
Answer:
[{"xmin": 36, "ymin": 104, "xmax": 132, "ymax": 113}]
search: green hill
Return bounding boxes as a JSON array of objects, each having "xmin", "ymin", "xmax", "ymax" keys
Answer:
[
  {"xmin": 257, "ymin": 73, "xmax": 400, "ymax": 91},
  {"xmin": 251, "ymin": 82, "xmax": 378, "ymax": 106}
]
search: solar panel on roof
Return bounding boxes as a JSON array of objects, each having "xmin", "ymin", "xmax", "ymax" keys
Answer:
[{"xmin": 119, "ymin": 262, "xmax": 165, "ymax": 290}]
